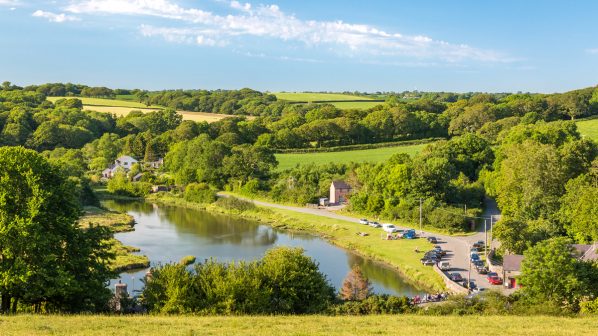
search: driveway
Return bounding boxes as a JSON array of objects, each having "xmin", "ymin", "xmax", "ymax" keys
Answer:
[{"xmin": 218, "ymin": 193, "xmax": 504, "ymax": 293}]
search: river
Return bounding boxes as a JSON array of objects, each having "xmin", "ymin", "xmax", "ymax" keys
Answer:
[{"xmin": 104, "ymin": 200, "xmax": 425, "ymax": 297}]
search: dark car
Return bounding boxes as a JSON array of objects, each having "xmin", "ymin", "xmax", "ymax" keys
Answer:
[
  {"xmin": 472, "ymin": 260, "xmax": 484, "ymax": 267},
  {"xmin": 427, "ymin": 236, "xmax": 438, "ymax": 244},
  {"xmin": 421, "ymin": 258, "xmax": 436, "ymax": 266},
  {"xmin": 425, "ymin": 252, "xmax": 441, "ymax": 261},
  {"xmin": 476, "ymin": 265, "xmax": 488, "ymax": 274},
  {"xmin": 449, "ymin": 273, "xmax": 464, "ymax": 282},
  {"xmin": 473, "ymin": 240, "xmax": 485, "ymax": 248},
  {"xmin": 464, "ymin": 280, "xmax": 477, "ymax": 290}
]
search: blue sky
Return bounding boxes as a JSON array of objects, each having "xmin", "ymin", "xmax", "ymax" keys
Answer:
[{"xmin": 1, "ymin": 0, "xmax": 597, "ymax": 93}]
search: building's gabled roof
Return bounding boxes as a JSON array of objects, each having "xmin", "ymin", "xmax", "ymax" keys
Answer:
[
  {"xmin": 116, "ymin": 155, "xmax": 137, "ymax": 163},
  {"xmin": 503, "ymin": 254, "xmax": 524, "ymax": 272},
  {"xmin": 331, "ymin": 180, "xmax": 351, "ymax": 189}
]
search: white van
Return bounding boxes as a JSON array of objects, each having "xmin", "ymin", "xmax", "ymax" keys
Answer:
[
  {"xmin": 439, "ymin": 261, "xmax": 451, "ymax": 271},
  {"xmin": 381, "ymin": 224, "xmax": 399, "ymax": 233}
]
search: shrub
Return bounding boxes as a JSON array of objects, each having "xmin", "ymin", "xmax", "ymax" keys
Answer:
[
  {"xmin": 214, "ymin": 196, "xmax": 256, "ymax": 212},
  {"xmin": 331, "ymin": 295, "xmax": 412, "ymax": 315},
  {"xmin": 184, "ymin": 183, "xmax": 216, "ymax": 204}
]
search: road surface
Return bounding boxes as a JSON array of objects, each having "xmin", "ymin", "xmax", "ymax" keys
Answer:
[{"xmin": 218, "ymin": 193, "xmax": 504, "ymax": 293}]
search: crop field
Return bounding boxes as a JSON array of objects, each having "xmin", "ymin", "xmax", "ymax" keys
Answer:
[
  {"xmin": 274, "ymin": 92, "xmax": 374, "ymax": 101},
  {"xmin": 275, "ymin": 143, "xmax": 428, "ymax": 171},
  {"xmin": 46, "ymin": 96, "xmax": 161, "ymax": 108},
  {"xmin": 2, "ymin": 315, "xmax": 597, "ymax": 336},
  {"xmin": 576, "ymin": 118, "xmax": 598, "ymax": 141}
]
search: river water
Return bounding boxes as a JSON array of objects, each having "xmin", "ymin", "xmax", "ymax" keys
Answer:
[{"xmin": 104, "ymin": 200, "xmax": 425, "ymax": 297}]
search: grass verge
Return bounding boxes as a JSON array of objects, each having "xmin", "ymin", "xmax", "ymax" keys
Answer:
[{"xmin": 1, "ymin": 314, "xmax": 597, "ymax": 336}]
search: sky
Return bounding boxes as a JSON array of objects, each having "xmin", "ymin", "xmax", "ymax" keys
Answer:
[{"xmin": 0, "ymin": 0, "xmax": 597, "ymax": 93}]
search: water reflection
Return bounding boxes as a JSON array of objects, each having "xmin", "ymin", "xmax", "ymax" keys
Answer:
[{"xmin": 104, "ymin": 200, "xmax": 425, "ymax": 297}]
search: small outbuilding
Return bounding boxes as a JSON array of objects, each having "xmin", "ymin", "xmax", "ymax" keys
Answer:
[
  {"xmin": 329, "ymin": 180, "xmax": 352, "ymax": 205},
  {"xmin": 502, "ymin": 254, "xmax": 524, "ymax": 289}
]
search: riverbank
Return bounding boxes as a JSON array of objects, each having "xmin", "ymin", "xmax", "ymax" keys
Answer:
[
  {"xmin": 2, "ymin": 314, "xmax": 597, "ymax": 336},
  {"xmin": 78, "ymin": 206, "xmax": 149, "ymax": 272},
  {"xmin": 144, "ymin": 193, "xmax": 445, "ymax": 292}
]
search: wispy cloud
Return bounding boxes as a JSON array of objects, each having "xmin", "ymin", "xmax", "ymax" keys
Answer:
[
  {"xmin": 61, "ymin": 0, "xmax": 510, "ymax": 63},
  {"xmin": 32, "ymin": 10, "xmax": 80, "ymax": 23},
  {"xmin": 0, "ymin": 0, "xmax": 19, "ymax": 6},
  {"xmin": 587, "ymin": 48, "xmax": 598, "ymax": 55}
]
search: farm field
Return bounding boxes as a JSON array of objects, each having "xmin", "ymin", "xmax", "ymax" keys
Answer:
[
  {"xmin": 2, "ymin": 315, "xmax": 597, "ymax": 336},
  {"xmin": 47, "ymin": 97, "xmax": 245, "ymax": 122},
  {"xmin": 46, "ymin": 96, "xmax": 161, "ymax": 108},
  {"xmin": 275, "ymin": 143, "xmax": 428, "ymax": 171},
  {"xmin": 274, "ymin": 92, "xmax": 374, "ymax": 101},
  {"xmin": 576, "ymin": 118, "xmax": 598, "ymax": 141}
]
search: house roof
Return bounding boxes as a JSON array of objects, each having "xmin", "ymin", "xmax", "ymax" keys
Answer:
[
  {"xmin": 503, "ymin": 254, "xmax": 524, "ymax": 272},
  {"xmin": 331, "ymin": 180, "xmax": 351, "ymax": 189},
  {"xmin": 116, "ymin": 155, "xmax": 137, "ymax": 162}
]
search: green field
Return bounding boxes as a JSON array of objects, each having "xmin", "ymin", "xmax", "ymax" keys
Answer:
[
  {"xmin": 47, "ymin": 96, "xmax": 161, "ymax": 108},
  {"xmin": 275, "ymin": 92, "xmax": 374, "ymax": 101},
  {"xmin": 275, "ymin": 143, "xmax": 428, "ymax": 171},
  {"xmin": 576, "ymin": 118, "xmax": 598, "ymax": 141},
  {"xmin": 2, "ymin": 315, "xmax": 597, "ymax": 336}
]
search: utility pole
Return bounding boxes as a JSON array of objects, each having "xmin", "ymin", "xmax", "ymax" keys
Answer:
[
  {"xmin": 468, "ymin": 244, "xmax": 472, "ymax": 292},
  {"xmin": 490, "ymin": 215, "xmax": 494, "ymax": 251},
  {"xmin": 419, "ymin": 198, "xmax": 423, "ymax": 234},
  {"xmin": 464, "ymin": 203, "xmax": 467, "ymax": 215},
  {"xmin": 484, "ymin": 218, "xmax": 488, "ymax": 258}
]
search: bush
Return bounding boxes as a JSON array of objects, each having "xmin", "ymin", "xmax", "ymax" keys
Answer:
[
  {"xmin": 214, "ymin": 196, "xmax": 256, "ymax": 212},
  {"xmin": 331, "ymin": 295, "xmax": 412, "ymax": 315},
  {"xmin": 179, "ymin": 255, "xmax": 196, "ymax": 266},
  {"xmin": 142, "ymin": 246, "xmax": 335, "ymax": 315},
  {"xmin": 184, "ymin": 183, "xmax": 216, "ymax": 204}
]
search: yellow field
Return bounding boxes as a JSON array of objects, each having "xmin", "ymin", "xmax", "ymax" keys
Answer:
[
  {"xmin": 2, "ymin": 314, "xmax": 597, "ymax": 336},
  {"xmin": 81, "ymin": 105, "xmax": 239, "ymax": 122}
]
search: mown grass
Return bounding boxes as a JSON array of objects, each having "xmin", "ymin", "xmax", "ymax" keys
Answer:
[
  {"xmin": 46, "ymin": 96, "xmax": 161, "ymax": 108},
  {"xmin": 576, "ymin": 118, "xmax": 598, "ymax": 141},
  {"xmin": 2, "ymin": 314, "xmax": 597, "ymax": 336},
  {"xmin": 274, "ymin": 92, "xmax": 374, "ymax": 101},
  {"xmin": 275, "ymin": 143, "xmax": 428, "ymax": 171}
]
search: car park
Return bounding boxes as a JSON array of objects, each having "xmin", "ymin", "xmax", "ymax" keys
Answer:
[
  {"xmin": 427, "ymin": 236, "xmax": 438, "ymax": 244},
  {"xmin": 359, "ymin": 219, "xmax": 369, "ymax": 225},
  {"xmin": 425, "ymin": 252, "xmax": 441, "ymax": 262},
  {"xmin": 476, "ymin": 265, "xmax": 488, "ymax": 274},
  {"xmin": 449, "ymin": 273, "xmax": 463, "ymax": 282}
]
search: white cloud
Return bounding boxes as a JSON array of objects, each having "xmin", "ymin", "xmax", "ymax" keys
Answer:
[
  {"xmin": 587, "ymin": 48, "xmax": 598, "ymax": 55},
  {"xmin": 0, "ymin": 0, "xmax": 19, "ymax": 6},
  {"xmin": 33, "ymin": 10, "xmax": 80, "ymax": 23},
  {"xmin": 64, "ymin": 0, "xmax": 509, "ymax": 62}
]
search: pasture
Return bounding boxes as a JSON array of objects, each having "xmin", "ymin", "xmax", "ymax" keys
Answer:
[
  {"xmin": 576, "ymin": 118, "xmax": 598, "ymax": 141},
  {"xmin": 2, "ymin": 315, "xmax": 596, "ymax": 336},
  {"xmin": 274, "ymin": 92, "xmax": 374, "ymax": 101},
  {"xmin": 326, "ymin": 101, "xmax": 384, "ymax": 109},
  {"xmin": 275, "ymin": 143, "xmax": 428, "ymax": 171}
]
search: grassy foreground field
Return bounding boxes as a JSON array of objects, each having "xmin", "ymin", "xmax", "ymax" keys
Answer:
[
  {"xmin": 274, "ymin": 92, "xmax": 374, "ymax": 101},
  {"xmin": 2, "ymin": 315, "xmax": 597, "ymax": 336},
  {"xmin": 275, "ymin": 143, "xmax": 427, "ymax": 171},
  {"xmin": 576, "ymin": 118, "xmax": 598, "ymax": 141}
]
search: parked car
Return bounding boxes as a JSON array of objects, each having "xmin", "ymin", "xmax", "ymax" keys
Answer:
[
  {"xmin": 473, "ymin": 240, "xmax": 485, "ymax": 248},
  {"xmin": 449, "ymin": 273, "xmax": 463, "ymax": 282},
  {"xmin": 421, "ymin": 258, "xmax": 435, "ymax": 266},
  {"xmin": 464, "ymin": 280, "xmax": 477, "ymax": 290},
  {"xmin": 382, "ymin": 223, "xmax": 399, "ymax": 233},
  {"xmin": 427, "ymin": 236, "xmax": 438, "ymax": 244},
  {"xmin": 369, "ymin": 221, "xmax": 381, "ymax": 228},
  {"xmin": 486, "ymin": 272, "xmax": 503, "ymax": 285},
  {"xmin": 359, "ymin": 219, "xmax": 369, "ymax": 225},
  {"xmin": 476, "ymin": 265, "xmax": 488, "ymax": 274},
  {"xmin": 403, "ymin": 229, "xmax": 416, "ymax": 239},
  {"xmin": 470, "ymin": 247, "xmax": 479, "ymax": 253},
  {"xmin": 439, "ymin": 261, "xmax": 451, "ymax": 271},
  {"xmin": 470, "ymin": 253, "xmax": 480, "ymax": 262},
  {"xmin": 434, "ymin": 246, "xmax": 447, "ymax": 256},
  {"xmin": 425, "ymin": 252, "xmax": 441, "ymax": 261},
  {"xmin": 472, "ymin": 260, "xmax": 484, "ymax": 267}
]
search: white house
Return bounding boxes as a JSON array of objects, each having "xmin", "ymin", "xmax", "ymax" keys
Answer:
[{"xmin": 102, "ymin": 155, "xmax": 138, "ymax": 179}]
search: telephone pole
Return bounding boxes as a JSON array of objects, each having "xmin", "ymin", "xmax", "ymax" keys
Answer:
[
  {"xmin": 484, "ymin": 218, "xmax": 488, "ymax": 258},
  {"xmin": 419, "ymin": 198, "xmax": 423, "ymax": 233}
]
